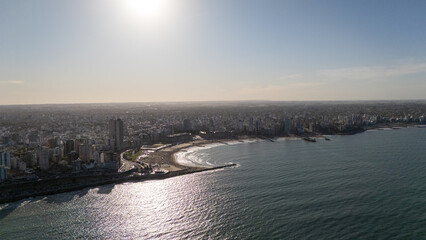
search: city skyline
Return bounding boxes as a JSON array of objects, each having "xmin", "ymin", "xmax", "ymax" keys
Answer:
[
  {"xmin": 1, "ymin": 2, "xmax": 426, "ymax": 238},
  {"xmin": 1, "ymin": 0, "xmax": 426, "ymax": 105}
]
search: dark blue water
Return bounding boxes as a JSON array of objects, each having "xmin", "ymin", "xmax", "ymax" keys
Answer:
[{"xmin": 1, "ymin": 127, "xmax": 425, "ymax": 239}]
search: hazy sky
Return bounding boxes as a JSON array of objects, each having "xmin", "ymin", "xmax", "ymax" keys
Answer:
[{"xmin": 1, "ymin": 0, "xmax": 426, "ymax": 105}]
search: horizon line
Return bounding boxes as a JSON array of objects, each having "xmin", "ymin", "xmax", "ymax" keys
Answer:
[{"xmin": 1, "ymin": 99, "xmax": 426, "ymax": 107}]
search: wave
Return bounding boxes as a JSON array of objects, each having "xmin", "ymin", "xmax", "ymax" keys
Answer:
[
  {"xmin": 175, "ymin": 136, "xmax": 305, "ymax": 167},
  {"xmin": 175, "ymin": 140, "xmax": 254, "ymax": 167},
  {"xmin": 175, "ymin": 146, "xmax": 218, "ymax": 167}
]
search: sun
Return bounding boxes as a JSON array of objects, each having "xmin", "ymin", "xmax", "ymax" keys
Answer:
[{"xmin": 123, "ymin": 0, "xmax": 169, "ymax": 22}]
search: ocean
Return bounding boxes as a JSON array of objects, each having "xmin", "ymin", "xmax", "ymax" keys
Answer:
[{"xmin": 0, "ymin": 127, "xmax": 425, "ymax": 239}]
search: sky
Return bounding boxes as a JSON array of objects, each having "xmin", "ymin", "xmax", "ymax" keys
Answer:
[{"xmin": 1, "ymin": 0, "xmax": 426, "ymax": 105}]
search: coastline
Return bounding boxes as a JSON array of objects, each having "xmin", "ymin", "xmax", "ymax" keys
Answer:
[
  {"xmin": 0, "ymin": 137, "xmax": 263, "ymax": 205},
  {"xmin": 0, "ymin": 140, "xmax": 237, "ymax": 205},
  {"xmin": 1, "ymin": 124, "xmax": 422, "ymax": 205}
]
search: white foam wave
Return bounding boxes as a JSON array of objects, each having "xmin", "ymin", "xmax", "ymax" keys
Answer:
[
  {"xmin": 175, "ymin": 146, "xmax": 216, "ymax": 167},
  {"xmin": 175, "ymin": 141, "xmax": 251, "ymax": 167},
  {"xmin": 275, "ymin": 137, "xmax": 301, "ymax": 142},
  {"xmin": 175, "ymin": 138, "xmax": 295, "ymax": 167}
]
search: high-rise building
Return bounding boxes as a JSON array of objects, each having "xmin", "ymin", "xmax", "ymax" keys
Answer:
[
  {"xmin": 74, "ymin": 138, "xmax": 89, "ymax": 154},
  {"xmin": 79, "ymin": 143, "xmax": 92, "ymax": 161},
  {"xmin": 11, "ymin": 157, "xmax": 18, "ymax": 169},
  {"xmin": 0, "ymin": 151, "xmax": 10, "ymax": 182},
  {"xmin": 0, "ymin": 166, "xmax": 7, "ymax": 182},
  {"xmin": 285, "ymin": 118, "xmax": 291, "ymax": 134},
  {"xmin": 53, "ymin": 147, "xmax": 62, "ymax": 159},
  {"xmin": 74, "ymin": 139, "xmax": 81, "ymax": 154},
  {"xmin": 64, "ymin": 140, "xmax": 74, "ymax": 155},
  {"xmin": 109, "ymin": 118, "xmax": 124, "ymax": 151},
  {"xmin": 0, "ymin": 151, "xmax": 11, "ymax": 168},
  {"xmin": 248, "ymin": 117, "xmax": 254, "ymax": 132},
  {"xmin": 183, "ymin": 119, "xmax": 192, "ymax": 132},
  {"xmin": 209, "ymin": 118, "xmax": 215, "ymax": 132},
  {"xmin": 39, "ymin": 148, "xmax": 50, "ymax": 171},
  {"xmin": 255, "ymin": 119, "xmax": 261, "ymax": 132}
]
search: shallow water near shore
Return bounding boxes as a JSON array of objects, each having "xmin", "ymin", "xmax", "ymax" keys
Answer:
[{"xmin": 1, "ymin": 127, "xmax": 426, "ymax": 239}]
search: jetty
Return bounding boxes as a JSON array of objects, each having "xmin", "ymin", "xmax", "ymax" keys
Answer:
[{"xmin": 302, "ymin": 137, "xmax": 316, "ymax": 142}]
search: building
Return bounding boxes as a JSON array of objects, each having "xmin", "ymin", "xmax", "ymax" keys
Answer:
[
  {"xmin": 209, "ymin": 118, "xmax": 215, "ymax": 132},
  {"xmin": 78, "ymin": 143, "xmax": 92, "ymax": 162},
  {"xmin": 53, "ymin": 147, "xmax": 62, "ymax": 163},
  {"xmin": 19, "ymin": 161, "xmax": 26, "ymax": 171},
  {"xmin": 72, "ymin": 158, "xmax": 81, "ymax": 172},
  {"xmin": 109, "ymin": 118, "xmax": 124, "ymax": 151},
  {"xmin": 308, "ymin": 122, "xmax": 314, "ymax": 133},
  {"xmin": 74, "ymin": 138, "xmax": 89, "ymax": 154},
  {"xmin": 11, "ymin": 157, "xmax": 18, "ymax": 169},
  {"xmin": 162, "ymin": 133, "xmax": 192, "ymax": 143},
  {"xmin": 74, "ymin": 139, "xmax": 81, "ymax": 154},
  {"xmin": 0, "ymin": 151, "xmax": 10, "ymax": 182},
  {"xmin": 27, "ymin": 133, "xmax": 40, "ymax": 146},
  {"xmin": 255, "ymin": 119, "xmax": 261, "ymax": 132},
  {"xmin": 100, "ymin": 152, "xmax": 120, "ymax": 170},
  {"xmin": 248, "ymin": 117, "xmax": 254, "ymax": 132},
  {"xmin": 39, "ymin": 148, "xmax": 50, "ymax": 171},
  {"xmin": 48, "ymin": 138, "xmax": 59, "ymax": 148},
  {"xmin": 0, "ymin": 151, "xmax": 11, "ymax": 168},
  {"xmin": 284, "ymin": 118, "xmax": 291, "ymax": 134},
  {"xmin": 0, "ymin": 166, "xmax": 7, "ymax": 182},
  {"xmin": 92, "ymin": 151, "xmax": 100, "ymax": 166},
  {"xmin": 64, "ymin": 140, "xmax": 74, "ymax": 155},
  {"xmin": 183, "ymin": 119, "xmax": 192, "ymax": 132}
]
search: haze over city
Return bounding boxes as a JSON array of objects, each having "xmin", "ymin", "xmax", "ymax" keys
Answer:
[
  {"xmin": 1, "ymin": 0, "xmax": 426, "ymax": 105},
  {"xmin": 2, "ymin": 1, "xmax": 426, "ymax": 239}
]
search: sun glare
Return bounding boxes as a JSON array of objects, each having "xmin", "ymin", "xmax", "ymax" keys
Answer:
[{"xmin": 123, "ymin": 0, "xmax": 169, "ymax": 22}]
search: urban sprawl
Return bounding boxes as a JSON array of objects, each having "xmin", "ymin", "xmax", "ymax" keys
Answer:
[{"xmin": 1, "ymin": 101, "xmax": 425, "ymax": 185}]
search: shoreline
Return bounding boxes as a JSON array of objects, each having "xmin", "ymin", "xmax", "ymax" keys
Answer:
[
  {"xmin": 0, "ymin": 138, "xmax": 266, "ymax": 205},
  {"xmin": 1, "ymin": 124, "xmax": 422, "ymax": 205},
  {"xmin": 0, "ymin": 163, "xmax": 236, "ymax": 205},
  {"xmin": 0, "ymin": 162, "xmax": 237, "ymax": 205},
  {"xmin": 170, "ymin": 123, "xmax": 424, "ymax": 166},
  {"xmin": 0, "ymin": 138, "xmax": 238, "ymax": 205}
]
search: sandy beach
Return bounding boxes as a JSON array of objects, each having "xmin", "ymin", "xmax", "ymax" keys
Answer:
[
  {"xmin": 141, "ymin": 139, "xmax": 236, "ymax": 172},
  {"xmin": 141, "ymin": 135, "xmax": 305, "ymax": 172}
]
